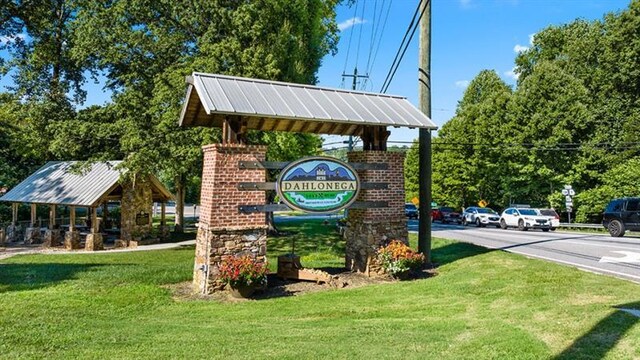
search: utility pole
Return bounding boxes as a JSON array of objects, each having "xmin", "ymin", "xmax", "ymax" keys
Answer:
[
  {"xmin": 418, "ymin": 0, "xmax": 432, "ymax": 262},
  {"xmin": 342, "ymin": 67, "xmax": 368, "ymax": 151}
]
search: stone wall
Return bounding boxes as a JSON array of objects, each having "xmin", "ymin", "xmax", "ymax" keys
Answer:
[
  {"xmin": 120, "ymin": 178, "xmax": 153, "ymax": 244},
  {"xmin": 193, "ymin": 144, "xmax": 268, "ymax": 294},
  {"xmin": 345, "ymin": 151, "xmax": 408, "ymax": 274},
  {"xmin": 194, "ymin": 226, "xmax": 267, "ymax": 293}
]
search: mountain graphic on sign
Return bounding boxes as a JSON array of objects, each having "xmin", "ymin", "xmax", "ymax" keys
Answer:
[{"xmin": 284, "ymin": 163, "xmax": 354, "ymax": 181}]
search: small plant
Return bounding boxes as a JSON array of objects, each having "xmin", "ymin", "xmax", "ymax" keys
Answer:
[
  {"xmin": 376, "ymin": 240, "xmax": 425, "ymax": 277},
  {"xmin": 219, "ymin": 255, "xmax": 269, "ymax": 287}
]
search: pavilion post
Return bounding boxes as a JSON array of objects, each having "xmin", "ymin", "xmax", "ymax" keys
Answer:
[
  {"xmin": 6, "ymin": 203, "xmax": 20, "ymax": 242},
  {"xmin": 24, "ymin": 204, "xmax": 41, "ymax": 245},
  {"xmin": 64, "ymin": 205, "xmax": 80, "ymax": 250},
  {"xmin": 44, "ymin": 205, "xmax": 62, "ymax": 247},
  {"xmin": 85, "ymin": 206, "xmax": 103, "ymax": 251},
  {"xmin": 159, "ymin": 201, "xmax": 169, "ymax": 241}
]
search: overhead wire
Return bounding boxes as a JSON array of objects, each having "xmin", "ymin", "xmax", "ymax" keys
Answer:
[
  {"xmin": 341, "ymin": 0, "xmax": 360, "ymax": 75},
  {"xmin": 380, "ymin": 0, "xmax": 429, "ymax": 93}
]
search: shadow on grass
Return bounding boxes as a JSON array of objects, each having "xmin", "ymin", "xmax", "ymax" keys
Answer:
[
  {"xmin": 431, "ymin": 241, "xmax": 493, "ymax": 266},
  {"xmin": 554, "ymin": 301, "xmax": 640, "ymax": 359},
  {"xmin": 0, "ymin": 263, "xmax": 109, "ymax": 293}
]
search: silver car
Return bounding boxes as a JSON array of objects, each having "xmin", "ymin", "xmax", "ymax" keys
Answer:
[{"xmin": 462, "ymin": 206, "xmax": 501, "ymax": 228}]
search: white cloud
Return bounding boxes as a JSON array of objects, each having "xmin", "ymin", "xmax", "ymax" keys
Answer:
[
  {"xmin": 0, "ymin": 33, "xmax": 25, "ymax": 44},
  {"xmin": 504, "ymin": 68, "xmax": 519, "ymax": 80},
  {"xmin": 529, "ymin": 33, "xmax": 536, "ymax": 45},
  {"xmin": 514, "ymin": 44, "xmax": 529, "ymax": 53},
  {"xmin": 338, "ymin": 17, "xmax": 366, "ymax": 31},
  {"xmin": 455, "ymin": 80, "xmax": 470, "ymax": 89}
]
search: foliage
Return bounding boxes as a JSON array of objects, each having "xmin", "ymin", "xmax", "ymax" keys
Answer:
[
  {"xmin": 412, "ymin": 2, "xmax": 640, "ymax": 219},
  {"xmin": 218, "ymin": 255, "xmax": 268, "ymax": 287},
  {"xmin": 376, "ymin": 240, "xmax": 425, "ymax": 277}
]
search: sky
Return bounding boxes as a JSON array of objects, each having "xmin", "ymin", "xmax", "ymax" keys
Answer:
[
  {"xmin": 0, "ymin": 0, "xmax": 633, "ymax": 148},
  {"xmin": 317, "ymin": 0, "xmax": 632, "ymax": 148}
]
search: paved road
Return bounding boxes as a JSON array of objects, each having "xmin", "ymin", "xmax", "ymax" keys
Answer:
[{"xmin": 409, "ymin": 220, "xmax": 640, "ymax": 283}]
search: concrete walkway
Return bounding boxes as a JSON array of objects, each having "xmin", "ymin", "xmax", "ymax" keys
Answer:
[{"xmin": 0, "ymin": 239, "xmax": 196, "ymax": 261}]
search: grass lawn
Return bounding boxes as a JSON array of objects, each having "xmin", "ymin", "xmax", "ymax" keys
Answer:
[{"xmin": 1, "ymin": 219, "xmax": 639, "ymax": 359}]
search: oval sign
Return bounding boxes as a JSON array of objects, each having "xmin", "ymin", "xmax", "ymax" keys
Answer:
[{"xmin": 277, "ymin": 156, "xmax": 360, "ymax": 213}]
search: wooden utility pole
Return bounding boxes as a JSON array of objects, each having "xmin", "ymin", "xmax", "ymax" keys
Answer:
[{"xmin": 418, "ymin": 0, "xmax": 432, "ymax": 262}]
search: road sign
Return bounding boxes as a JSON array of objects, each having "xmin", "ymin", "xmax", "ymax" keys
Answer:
[
  {"xmin": 411, "ymin": 197, "xmax": 419, "ymax": 206},
  {"xmin": 566, "ymin": 207, "xmax": 573, "ymax": 212},
  {"xmin": 565, "ymin": 195, "xmax": 572, "ymax": 202},
  {"xmin": 562, "ymin": 189, "xmax": 569, "ymax": 196},
  {"xmin": 569, "ymin": 189, "xmax": 575, "ymax": 196},
  {"xmin": 564, "ymin": 184, "xmax": 572, "ymax": 190},
  {"xmin": 478, "ymin": 199, "xmax": 488, "ymax": 208}
]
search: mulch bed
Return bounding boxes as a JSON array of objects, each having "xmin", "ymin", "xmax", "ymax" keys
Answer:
[{"xmin": 167, "ymin": 267, "xmax": 438, "ymax": 303}]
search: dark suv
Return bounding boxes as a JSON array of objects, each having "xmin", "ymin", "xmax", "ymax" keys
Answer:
[{"xmin": 602, "ymin": 197, "xmax": 640, "ymax": 237}]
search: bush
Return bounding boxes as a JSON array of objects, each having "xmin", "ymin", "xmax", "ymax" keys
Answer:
[
  {"xmin": 376, "ymin": 240, "xmax": 425, "ymax": 277},
  {"xmin": 218, "ymin": 255, "xmax": 268, "ymax": 287}
]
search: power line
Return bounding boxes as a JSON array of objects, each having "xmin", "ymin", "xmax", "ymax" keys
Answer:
[
  {"xmin": 342, "ymin": 0, "xmax": 360, "ymax": 74},
  {"xmin": 381, "ymin": 0, "xmax": 429, "ymax": 93},
  {"xmin": 354, "ymin": 0, "xmax": 367, "ymax": 67},
  {"xmin": 368, "ymin": 0, "xmax": 393, "ymax": 78}
]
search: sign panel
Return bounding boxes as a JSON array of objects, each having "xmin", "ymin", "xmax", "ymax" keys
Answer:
[
  {"xmin": 136, "ymin": 211, "xmax": 150, "ymax": 225},
  {"xmin": 411, "ymin": 197, "xmax": 419, "ymax": 206},
  {"xmin": 277, "ymin": 157, "xmax": 360, "ymax": 213}
]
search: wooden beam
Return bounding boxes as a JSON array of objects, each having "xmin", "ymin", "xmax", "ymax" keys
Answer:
[
  {"xmin": 256, "ymin": 118, "xmax": 266, "ymax": 131},
  {"xmin": 30, "ymin": 204, "xmax": 36, "ymax": 227},
  {"xmin": 327, "ymin": 122, "xmax": 340, "ymax": 134},
  {"xmin": 11, "ymin": 203, "xmax": 18, "ymax": 225},
  {"xmin": 91, "ymin": 207, "xmax": 98, "ymax": 234},
  {"xmin": 69, "ymin": 206, "xmax": 76, "ymax": 232},
  {"xmin": 49, "ymin": 205, "xmax": 56, "ymax": 230},
  {"xmin": 300, "ymin": 121, "xmax": 313, "ymax": 133}
]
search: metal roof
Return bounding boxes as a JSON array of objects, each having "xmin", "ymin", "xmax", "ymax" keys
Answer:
[
  {"xmin": 179, "ymin": 73, "xmax": 437, "ymax": 135},
  {"xmin": 0, "ymin": 161, "xmax": 173, "ymax": 207}
]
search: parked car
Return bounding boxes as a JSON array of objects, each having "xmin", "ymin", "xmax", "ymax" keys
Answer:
[
  {"xmin": 404, "ymin": 203, "xmax": 418, "ymax": 219},
  {"xmin": 462, "ymin": 207, "xmax": 501, "ymax": 228},
  {"xmin": 536, "ymin": 208, "xmax": 560, "ymax": 231},
  {"xmin": 432, "ymin": 206, "xmax": 462, "ymax": 224},
  {"xmin": 500, "ymin": 207, "xmax": 551, "ymax": 231},
  {"xmin": 602, "ymin": 197, "xmax": 640, "ymax": 237}
]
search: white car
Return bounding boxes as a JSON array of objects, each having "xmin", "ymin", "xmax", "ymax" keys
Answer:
[
  {"xmin": 536, "ymin": 208, "xmax": 560, "ymax": 231},
  {"xmin": 500, "ymin": 207, "xmax": 551, "ymax": 231},
  {"xmin": 462, "ymin": 206, "xmax": 501, "ymax": 228}
]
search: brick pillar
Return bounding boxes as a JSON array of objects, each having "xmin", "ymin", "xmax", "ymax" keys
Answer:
[
  {"xmin": 345, "ymin": 151, "xmax": 407, "ymax": 274},
  {"xmin": 193, "ymin": 144, "xmax": 268, "ymax": 294}
]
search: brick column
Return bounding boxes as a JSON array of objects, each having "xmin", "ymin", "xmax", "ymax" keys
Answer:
[
  {"xmin": 345, "ymin": 151, "xmax": 407, "ymax": 274},
  {"xmin": 193, "ymin": 144, "xmax": 268, "ymax": 294}
]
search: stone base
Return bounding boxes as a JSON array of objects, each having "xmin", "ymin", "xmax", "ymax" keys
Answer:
[
  {"xmin": 6, "ymin": 225, "xmax": 21, "ymax": 243},
  {"xmin": 114, "ymin": 239, "xmax": 129, "ymax": 248},
  {"xmin": 85, "ymin": 233, "xmax": 104, "ymax": 251},
  {"xmin": 44, "ymin": 229, "xmax": 63, "ymax": 247},
  {"xmin": 344, "ymin": 219, "xmax": 408, "ymax": 274},
  {"xmin": 159, "ymin": 225, "xmax": 171, "ymax": 241},
  {"xmin": 24, "ymin": 227, "xmax": 42, "ymax": 245},
  {"xmin": 193, "ymin": 226, "xmax": 268, "ymax": 295},
  {"xmin": 64, "ymin": 231, "xmax": 81, "ymax": 250}
]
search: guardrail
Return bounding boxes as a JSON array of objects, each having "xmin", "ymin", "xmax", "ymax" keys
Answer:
[{"xmin": 558, "ymin": 223, "xmax": 602, "ymax": 229}]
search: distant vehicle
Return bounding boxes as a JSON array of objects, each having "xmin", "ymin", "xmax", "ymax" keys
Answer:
[
  {"xmin": 500, "ymin": 207, "xmax": 551, "ymax": 231},
  {"xmin": 536, "ymin": 208, "xmax": 560, "ymax": 231},
  {"xmin": 462, "ymin": 207, "xmax": 501, "ymax": 228},
  {"xmin": 432, "ymin": 206, "xmax": 462, "ymax": 224},
  {"xmin": 404, "ymin": 203, "xmax": 418, "ymax": 219},
  {"xmin": 602, "ymin": 197, "xmax": 640, "ymax": 237}
]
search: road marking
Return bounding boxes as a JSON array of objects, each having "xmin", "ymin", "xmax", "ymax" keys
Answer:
[
  {"xmin": 563, "ymin": 240, "xmax": 640, "ymax": 251},
  {"xmin": 599, "ymin": 251, "xmax": 640, "ymax": 264}
]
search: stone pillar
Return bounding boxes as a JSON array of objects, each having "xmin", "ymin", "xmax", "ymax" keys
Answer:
[
  {"xmin": 0, "ymin": 229, "xmax": 5, "ymax": 246},
  {"xmin": 193, "ymin": 144, "xmax": 268, "ymax": 294},
  {"xmin": 64, "ymin": 231, "xmax": 80, "ymax": 250},
  {"xmin": 24, "ymin": 203, "xmax": 41, "ymax": 244},
  {"xmin": 6, "ymin": 225, "xmax": 21, "ymax": 243},
  {"xmin": 85, "ymin": 207, "xmax": 103, "ymax": 251},
  {"xmin": 120, "ymin": 178, "xmax": 153, "ymax": 246},
  {"xmin": 44, "ymin": 205, "xmax": 62, "ymax": 247},
  {"xmin": 345, "ymin": 151, "xmax": 407, "ymax": 274},
  {"xmin": 43, "ymin": 230, "xmax": 62, "ymax": 247},
  {"xmin": 65, "ymin": 206, "xmax": 80, "ymax": 250}
]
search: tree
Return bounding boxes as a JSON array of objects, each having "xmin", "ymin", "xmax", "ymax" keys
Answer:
[{"xmin": 72, "ymin": 0, "xmax": 341, "ymax": 231}]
